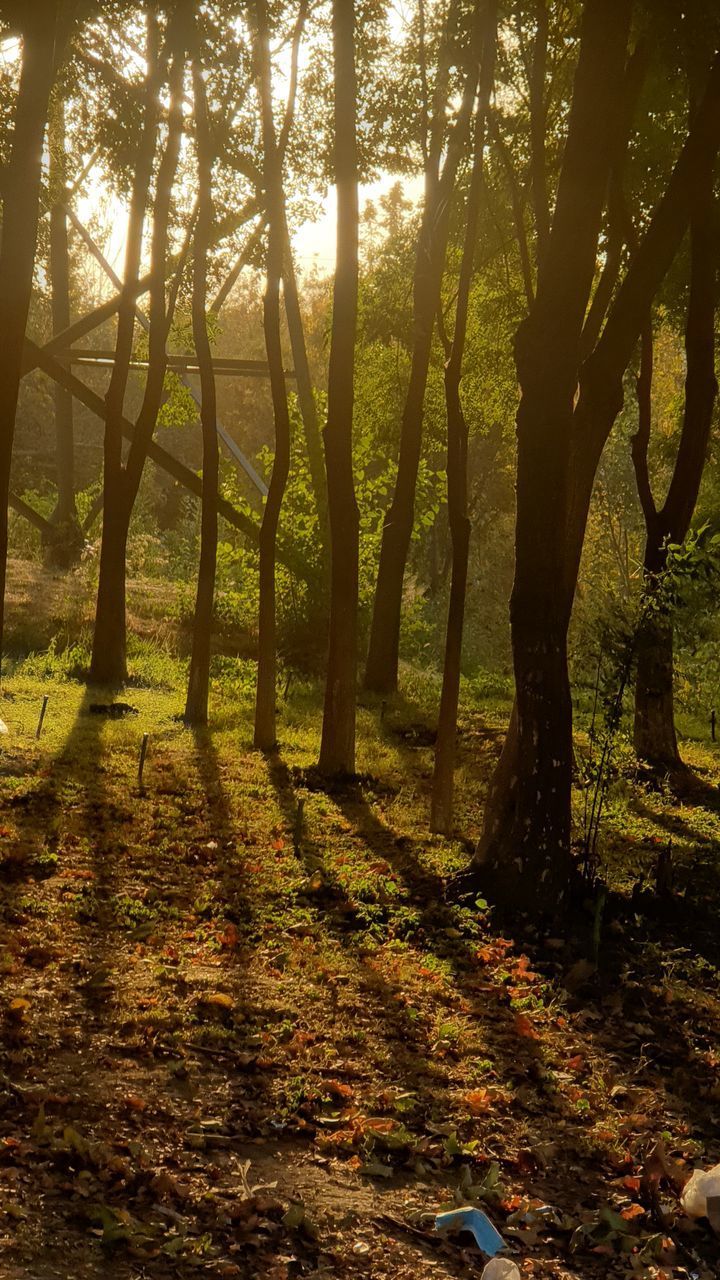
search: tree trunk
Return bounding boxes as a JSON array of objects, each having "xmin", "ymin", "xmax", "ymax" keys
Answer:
[
  {"xmin": 89, "ymin": 14, "xmax": 161, "ymax": 686},
  {"xmin": 431, "ymin": 0, "xmax": 497, "ymax": 835},
  {"xmin": 90, "ymin": 488, "xmax": 130, "ymax": 686},
  {"xmin": 46, "ymin": 96, "xmax": 82, "ymax": 566},
  {"xmin": 90, "ymin": 11, "xmax": 185, "ymax": 686},
  {"xmin": 633, "ymin": 123, "xmax": 718, "ymax": 767},
  {"xmin": 475, "ymin": 44, "xmax": 720, "ymax": 901},
  {"xmin": 184, "ymin": 50, "xmax": 218, "ymax": 727},
  {"xmin": 318, "ymin": 0, "xmax": 360, "ymax": 777},
  {"xmin": 253, "ymin": 0, "xmax": 292, "ymax": 751},
  {"xmin": 0, "ymin": 4, "xmax": 58, "ymax": 662},
  {"xmin": 364, "ymin": 1, "xmax": 483, "ymax": 695},
  {"xmin": 282, "ymin": 213, "xmax": 328, "ymax": 562},
  {"xmin": 475, "ymin": 0, "xmax": 632, "ymax": 911},
  {"xmin": 634, "ymin": 608, "xmax": 679, "ymax": 768}
]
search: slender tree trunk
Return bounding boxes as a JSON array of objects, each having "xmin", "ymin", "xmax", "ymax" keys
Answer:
[
  {"xmin": 364, "ymin": 1, "xmax": 482, "ymax": 695},
  {"xmin": 431, "ymin": 1, "xmax": 497, "ymax": 835},
  {"xmin": 89, "ymin": 14, "xmax": 160, "ymax": 685},
  {"xmin": 47, "ymin": 96, "xmax": 81, "ymax": 563},
  {"xmin": 0, "ymin": 4, "xmax": 58, "ymax": 664},
  {"xmin": 317, "ymin": 0, "xmax": 360, "ymax": 776},
  {"xmin": 252, "ymin": 0, "xmax": 292, "ymax": 750},
  {"xmin": 634, "ymin": 140, "xmax": 718, "ymax": 766},
  {"xmin": 90, "ymin": 10, "xmax": 185, "ymax": 686},
  {"xmin": 184, "ymin": 53, "xmax": 218, "ymax": 727},
  {"xmin": 282, "ymin": 214, "xmax": 328, "ymax": 560}
]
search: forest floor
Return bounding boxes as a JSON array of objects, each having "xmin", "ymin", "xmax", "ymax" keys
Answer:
[{"xmin": 0, "ymin": 653, "xmax": 719, "ymax": 1279}]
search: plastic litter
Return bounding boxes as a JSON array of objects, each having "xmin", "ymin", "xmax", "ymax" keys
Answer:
[
  {"xmin": 681, "ymin": 1163, "xmax": 720, "ymax": 1219},
  {"xmin": 481, "ymin": 1262, "xmax": 521, "ymax": 1280},
  {"xmin": 434, "ymin": 1206, "xmax": 506, "ymax": 1256},
  {"xmin": 0, "ymin": 719, "xmax": 7, "ymax": 734}
]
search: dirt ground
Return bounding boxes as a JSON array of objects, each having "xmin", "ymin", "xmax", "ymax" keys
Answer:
[{"xmin": 0, "ymin": 674, "xmax": 719, "ymax": 1279}]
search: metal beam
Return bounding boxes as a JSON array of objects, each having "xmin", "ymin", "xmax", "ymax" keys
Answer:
[
  {"xmin": 8, "ymin": 493, "xmax": 54, "ymax": 536},
  {"xmin": 59, "ymin": 349, "xmax": 293, "ymax": 379}
]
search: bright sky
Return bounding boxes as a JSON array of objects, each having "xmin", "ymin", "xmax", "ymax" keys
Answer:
[{"xmin": 293, "ymin": 173, "xmax": 423, "ymax": 273}]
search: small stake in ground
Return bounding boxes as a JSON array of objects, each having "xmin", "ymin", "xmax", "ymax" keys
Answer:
[
  {"xmin": 138, "ymin": 732, "xmax": 150, "ymax": 788},
  {"xmin": 712, "ymin": 709, "xmax": 716, "ymax": 742},
  {"xmin": 36, "ymin": 695, "xmax": 49, "ymax": 739}
]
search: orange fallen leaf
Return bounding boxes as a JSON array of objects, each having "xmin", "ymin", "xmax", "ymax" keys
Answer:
[
  {"xmin": 514, "ymin": 1013, "xmax": 539, "ymax": 1040},
  {"xmin": 465, "ymin": 1088, "xmax": 492, "ymax": 1115},
  {"xmin": 325, "ymin": 1079, "xmax": 354, "ymax": 1101}
]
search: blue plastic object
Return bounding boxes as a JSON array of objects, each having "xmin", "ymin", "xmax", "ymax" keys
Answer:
[{"xmin": 434, "ymin": 1206, "xmax": 506, "ymax": 1256}]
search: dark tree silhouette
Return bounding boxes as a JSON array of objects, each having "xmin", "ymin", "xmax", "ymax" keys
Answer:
[
  {"xmin": 431, "ymin": 0, "xmax": 497, "ymax": 835},
  {"xmin": 253, "ymin": 0, "xmax": 293, "ymax": 750},
  {"xmin": 0, "ymin": 3, "xmax": 59, "ymax": 663},
  {"xmin": 90, "ymin": 9, "xmax": 186, "ymax": 685},
  {"xmin": 318, "ymin": 0, "xmax": 360, "ymax": 776},
  {"xmin": 364, "ymin": 0, "xmax": 484, "ymax": 695},
  {"xmin": 184, "ymin": 27, "xmax": 219, "ymax": 728}
]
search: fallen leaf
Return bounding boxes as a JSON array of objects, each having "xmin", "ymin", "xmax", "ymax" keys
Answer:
[{"xmin": 514, "ymin": 1013, "xmax": 539, "ymax": 1040}]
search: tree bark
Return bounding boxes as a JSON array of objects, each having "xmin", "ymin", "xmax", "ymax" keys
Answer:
[
  {"xmin": 634, "ymin": 612, "xmax": 679, "ymax": 767},
  {"xmin": 317, "ymin": 0, "xmax": 360, "ymax": 776},
  {"xmin": 364, "ymin": 0, "xmax": 483, "ymax": 695},
  {"xmin": 431, "ymin": 1, "xmax": 497, "ymax": 835},
  {"xmin": 184, "ymin": 44, "xmax": 219, "ymax": 727},
  {"xmin": 0, "ymin": 3, "xmax": 59, "ymax": 663},
  {"xmin": 252, "ymin": 0, "xmax": 293, "ymax": 750}
]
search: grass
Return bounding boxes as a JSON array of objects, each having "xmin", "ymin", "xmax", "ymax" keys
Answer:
[{"xmin": 0, "ymin": 643, "xmax": 719, "ymax": 1279}]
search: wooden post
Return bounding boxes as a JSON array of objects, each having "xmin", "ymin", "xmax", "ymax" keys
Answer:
[
  {"xmin": 36, "ymin": 695, "xmax": 49, "ymax": 739},
  {"xmin": 711, "ymin": 708, "xmax": 716, "ymax": 742},
  {"xmin": 138, "ymin": 732, "xmax": 149, "ymax": 788}
]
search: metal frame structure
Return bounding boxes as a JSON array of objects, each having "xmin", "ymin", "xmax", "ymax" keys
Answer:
[{"xmin": 10, "ymin": 172, "xmax": 290, "ymax": 561}]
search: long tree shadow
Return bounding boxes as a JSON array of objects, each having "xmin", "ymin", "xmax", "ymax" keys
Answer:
[
  {"xmin": 190, "ymin": 725, "xmax": 254, "ymax": 932},
  {"xmin": 265, "ymin": 752, "xmax": 464, "ymax": 1101},
  {"xmin": 263, "ymin": 753, "xmax": 606, "ymax": 1223}
]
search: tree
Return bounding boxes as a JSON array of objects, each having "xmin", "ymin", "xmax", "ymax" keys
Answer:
[
  {"xmin": 475, "ymin": 33, "xmax": 720, "ymax": 911},
  {"xmin": 252, "ymin": 0, "xmax": 293, "ymax": 750},
  {"xmin": 317, "ymin": 0, "xmax": 360, "ymax": 776},
  {"xmin": 89, "ymin": 6, "xmax": 186, "ymax": 686},
  {"xmin": 431, "ymin": 0, "xmax": 497, "ymax": 834},
  {"xmin": 0, "ymin": 2, "xmax": 60, "ymax": 665},
  {"xmin": 364, "ymin": 0, "xmax": 486, "ymax": 695},
  {"xmin": 632, "ymin": 161, "xmax": 718, "ymax": 767},
  {"xmin": 184, "ymin": 18, "xmax": 219, "ymax": 728}
]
